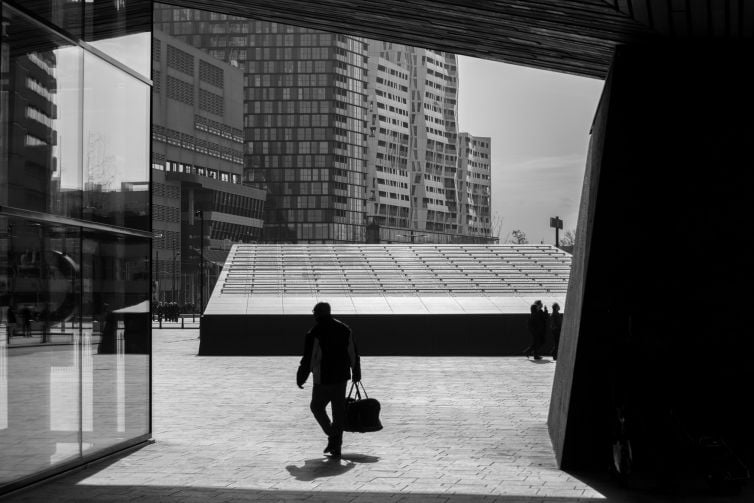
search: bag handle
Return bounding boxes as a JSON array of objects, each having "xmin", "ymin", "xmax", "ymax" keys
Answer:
[{"xmin": 347, "ymin": 381, "xmax": 368, "ymax": 399}]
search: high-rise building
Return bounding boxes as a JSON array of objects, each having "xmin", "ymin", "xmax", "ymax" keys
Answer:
[
  {"xmin": 458, "ymin": 133, "xmax": 492, "ymax": 238},
  {"xmin": 365, "ymin": 46, "xmax": 411, "ymax": 231},
  {"xmin": 154, "ymin": 8, "xmax": 368, "ymax": 243},
  {"xmin": 151, "ymin": 30, "xmax": 266, "ymax": 308},
  {"xmin": 153, "ymin": 6, "xmax": 494, "ymax": 244},
  {"xmin": 366, "ymin": 42, "xmax": 492, "ymax": 243}
]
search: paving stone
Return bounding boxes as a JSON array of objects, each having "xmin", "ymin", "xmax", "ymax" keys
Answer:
[{"xmin": 3, "ymin": 328, "xmax": 753, "ymax": 503}]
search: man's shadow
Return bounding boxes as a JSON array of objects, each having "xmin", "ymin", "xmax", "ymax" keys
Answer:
[
  {"xmin": 528, "ymin": 358, "xmax": 554, "ymax": 364},
  {"xmin": 286, "ymin": 454, "xmax": 379, "ymax": 481}
]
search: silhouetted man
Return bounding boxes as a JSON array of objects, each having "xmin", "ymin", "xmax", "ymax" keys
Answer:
[
  {"xmin": 525, "ymin": 300, "xmax": 547, "ymax": 360},
  {"xmin": 297, "ymin": 302, "xmax": 361, "ymax": 458},
  {"xmin": 550, "ymin": 302, "xmax": 563, "ymax": 360}
]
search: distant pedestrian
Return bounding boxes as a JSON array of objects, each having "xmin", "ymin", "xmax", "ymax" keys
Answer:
[
  {"xmin": 525, "ymin": 300, "xmax": 547, "ymax": 360},
  {"xmin": 297, "ymin": 302, "xmax": 361, "ymax": 458},
  {"xmin": 6, "ymin": 305, "xmax": 16, "ymax": 341},
  {"xmin": 20, "ymin": 306, "xmax": 32, "ymax": 337},
  {"xmin": 550, "ymin": 303, "xmax": 563, "ymax": 360}
]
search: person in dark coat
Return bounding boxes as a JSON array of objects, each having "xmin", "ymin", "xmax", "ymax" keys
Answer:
[
  {"xmin": 20, "ymin": 306, "xmax": 32, "ymax": 337},
  {"xmin": 297, "ymin": 302, "xmax": 361, "ymax": 458},
  {"xmin": 525, "ymin": 300, "xmax": 547, "ymax": 360},
  {"xmin": 550, "ymin": 302, "xmax": 563, "ymax": 360},
  {"xmin": 6, "ymin": 305, "xmax": 17, "ymax": 341}
]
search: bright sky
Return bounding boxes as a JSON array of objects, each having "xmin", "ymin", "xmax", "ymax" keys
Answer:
[{"xmin": 457, "ymin": 56, "xmax": 605, "ymax": 244}]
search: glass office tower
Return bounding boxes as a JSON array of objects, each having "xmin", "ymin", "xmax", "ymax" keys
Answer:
[
  {"xmin": 0, "ymin": 0, "xmax": 152, "ymax": 494},
  {"xmin": 154, "ymin": 7, "xmax": 369, "ymax": 243}
]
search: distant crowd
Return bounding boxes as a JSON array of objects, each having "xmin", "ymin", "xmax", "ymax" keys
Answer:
[{"xmin": 153, "ymin": 301, "xmax": 194, "ymax": 322}]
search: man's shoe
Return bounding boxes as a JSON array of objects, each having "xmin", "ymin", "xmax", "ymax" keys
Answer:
[
  {"xmin": 328, "ymin": 446, "xmax": 341, "ymax": 458},
  {"xmin": 323, "ymin": 439, "xmax": 333, "ymax": 454},
  {"xmin": 533, "ymin": 355, "xmax": 543, "ymax": 360}
]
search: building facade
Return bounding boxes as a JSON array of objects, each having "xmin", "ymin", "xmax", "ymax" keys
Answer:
[
  {"xmin": 457, "ymin": 133, "xmax": 492, "ymax": 238},
  {"xmin": 154, "ymin": 9, "xmax": 368, "ymax": 243},
  {"xmin": 154, "ymin": 6, "xmax": 493, "ymax": 244},
  {"xmin": 366, "ymin": 42, "xmax": 492, "ymax": 243},
  {"xmin": 151, "ymin": 31, "xmax": 266, "ymax": 309},
  {"xmin": 0, "ymin": 0, "xmax": 152, "ymax": 494}
]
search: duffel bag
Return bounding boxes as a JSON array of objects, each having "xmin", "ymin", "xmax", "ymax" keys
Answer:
[{"xmin": 344, "ymin": 381, "xmax": 383, "ymax": 433}]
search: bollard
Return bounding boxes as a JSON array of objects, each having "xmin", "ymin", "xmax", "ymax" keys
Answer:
[
  {"xmin": 159, "ymin": 317, "xmax": 162, "ymax": 329},
  {"xmin": 181, "ymin": 316, "xmax": 184, "ymax": 329}
]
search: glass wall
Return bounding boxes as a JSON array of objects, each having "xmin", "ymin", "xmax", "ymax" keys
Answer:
[{"xmin": 0, "ymin": 0, "xmax": 151, "ymax": 493}]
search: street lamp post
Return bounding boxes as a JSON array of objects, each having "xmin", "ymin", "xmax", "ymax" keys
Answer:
[
  {"xmin": 172, "ymin": 239, "xmax": 176, "ymax": 303},
  {"xmin": 195, "ymin": 210, "xmax": 204, "ymax": 315},
  {"xmin": 550, "ymin": 216, "xmax": 563, "ymax": 248}
]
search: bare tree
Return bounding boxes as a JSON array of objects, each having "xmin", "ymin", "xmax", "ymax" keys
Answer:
[
  {"xmin": 559, "ymin": 229, "xmax": 576, "ymax": 253},
  {"xmin": 509, "ymin": 229, "xmax": 528, "ymax": 244},
  {"xmin": 491, "ymin": 213, "xmax": 504, "ymax": 240}
]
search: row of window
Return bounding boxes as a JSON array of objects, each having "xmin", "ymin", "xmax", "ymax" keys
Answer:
[
  {"xmin": 376, "ymin": 64, "xmax": 408, "ymax": 80},
  {"xmin": 375, "ymin": 77, "xmax": 408, "ymax": 92},
  {"xmin": 152, "ymin": 126, "xmax": 244, "ymax": 164},
  {"xmin": 154, "ymin": 204, "xmax": 181, "ymax": 224},
  {"xmin": 376, "ymin": 102, "xmax": 409, "ymax": 116},
  {"xmin": 153, "ymin": 181, "xmax": 181, "ymax": 199},
  {"xmin": 210, "ymin": 221, "xmax": 263, "ymax": 241},
  {"xmin": 377, "ymin": 191, "xmax": 410, "ymax": 202},
  {"xmin": 263, "ymin": 222, "xmax": 365, "ymax": 243},
  {"xmin": 153, "ymin": 159, "xmax": 241, "ymax": 185},
  {"xmin": 246, "ymin": 113, "xmax": 331, "ymax": 129},
  {"xmin": 252, "ymin": 140, "xmax": 331, "ymax": 155},
  {"xmin": 194, "ymin": 115, "xmax": 244, "ymax": 142},
  {"xmin": 211, "ymin": 190, "xmax": 265, "ymax": 220}
]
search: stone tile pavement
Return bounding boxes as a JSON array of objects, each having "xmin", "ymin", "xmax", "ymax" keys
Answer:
[{"xmin": 3, "ymin": 329, "xmax": 751, "ymax": 502}]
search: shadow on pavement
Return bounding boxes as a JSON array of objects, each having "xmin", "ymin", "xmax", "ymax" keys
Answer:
[
  {"xmin": 565, "ymin": 468, "xmax": 754, "ymax": 503},
  {"xmin": 2, "ymin": 486, "xmax": 610, "ymax": 502},
  {"xmin": 285, "ymin": 457, "xmax": 356, "ymax": 481},
  {"xmin": 5, "ymin": 449, "xmax": 751, "ymax": 503},
  {"xmin": 285, "ymin": 453, "xmax": 380, "ymax": 481}
]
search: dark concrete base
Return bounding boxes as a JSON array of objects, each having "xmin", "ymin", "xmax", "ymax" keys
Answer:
[{"xmin": 199, "ymin": 313, "xmax": 542, "ymax": 356}]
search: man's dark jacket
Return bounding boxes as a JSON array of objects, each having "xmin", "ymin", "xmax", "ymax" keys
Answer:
[{"xmin": 297, "ymin": 316, "xmax": 361, "ymax": 386}]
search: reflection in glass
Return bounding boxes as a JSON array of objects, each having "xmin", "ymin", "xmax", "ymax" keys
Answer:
[
  {"xmin": 84, "ymin": 0, "xmax": 151, "ymax": 78},
  {"xmin": 0, "ymin": 6, "xmax": 83, "ymax": 218},
  {"xmin": 10, "ymin": 1, "xmax": 84, "ymax": 39},
  {"xmin": 0, "ymin": 336, "xmax": 6, "ymax": 430},
  {"xmin": 82, "ymin": 232, "xmax": 149, "ymax": 453},
  {"xmin": 1, "ymin": 1, "xmax": 151, "ymax": 491},
  {"xmin": 0, "ymin": 218, "xmax": 81, "ymax": 484},
  {"xmin": 82, "ymin": 52, "xmax": 150, "ymax": 230}
]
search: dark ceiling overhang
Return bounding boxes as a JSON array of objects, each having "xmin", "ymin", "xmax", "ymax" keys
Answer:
[{"xmin": 160, "ymin": 1, "xmax": 753, "ymax": 79}]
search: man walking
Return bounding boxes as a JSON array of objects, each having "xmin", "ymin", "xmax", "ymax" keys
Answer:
[{"xmin": 297, "ymin": 302, "xmax": 361, "ymax": 458}]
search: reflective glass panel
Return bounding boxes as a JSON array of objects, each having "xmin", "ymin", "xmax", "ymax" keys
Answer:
[
  {"xmin": 0, "ymin": 5, "xmax": 83, "ymax": 218},
  {"xmin": 84, "ymin": 0, "xmax": 151, "ymax": 78},
  {"xmin": 81, "ymin": 231, "xmax": 149, "ymax": 453},
  {"xmin": 82, "ymin": 52, "xmax": 150, "ymax": 230},
  {"xmin": 0, "ymin": 216, "xmax": 82, "ymax": 484},
  {"xmin": 9, "ymin": 1, "xmax": 84, "ymax": 39}
]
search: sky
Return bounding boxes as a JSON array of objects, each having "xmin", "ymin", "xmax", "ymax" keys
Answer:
[{"xmin": 456, "ymin": 57, "xmax": 605, "ymax": 245}]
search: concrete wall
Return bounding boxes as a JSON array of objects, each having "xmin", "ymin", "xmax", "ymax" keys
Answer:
[
  {"xmin": 548, "ymin": 42, "xmax": 754, "ymax": 474},
  {"xmin": 199, "ymin": 313, "xmax": 538, "ymax": 356}
]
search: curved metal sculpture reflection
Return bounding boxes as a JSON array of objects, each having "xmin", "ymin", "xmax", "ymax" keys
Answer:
[{"xmin": 4, "ymin": 249, "xmax": 80, "ymax": 323}]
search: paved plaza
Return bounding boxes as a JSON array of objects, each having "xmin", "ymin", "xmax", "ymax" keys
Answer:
[{"xmin": 3, "ymin": 329, "xmax": 751, "ymax": 502}]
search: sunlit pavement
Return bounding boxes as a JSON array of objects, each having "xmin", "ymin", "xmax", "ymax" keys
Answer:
[{"xmin": 4, "ymin": 329, "xmax": 751, "ymax": 502}]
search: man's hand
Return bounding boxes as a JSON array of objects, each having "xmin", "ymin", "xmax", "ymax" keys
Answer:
[
  {"xmin": 296, "ymin": 366, "xmax": 308, "ymax": 389},
  {"xmin": 352, "ymin": 370, "xmax": 361, "ymax": 383}
]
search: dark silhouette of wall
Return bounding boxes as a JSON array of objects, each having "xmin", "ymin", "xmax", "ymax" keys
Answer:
[
  {"xmin": 199, "ymin": 313, "xmax": 535, "ymax": 356},
  {"xmin": 549, "ymin": 42, "xmax": 754, "ymax": 477}
]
